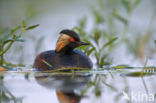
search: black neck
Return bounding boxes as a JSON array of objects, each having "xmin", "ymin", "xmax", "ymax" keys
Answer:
[{"xmin": 55, "ymin": 46, "xmax": 74, "ymax": 55}]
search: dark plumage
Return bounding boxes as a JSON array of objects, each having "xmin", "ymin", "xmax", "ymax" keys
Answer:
[
  {"xmin": 60, "ymin": 29, "xmax": 80, "ymax": 41},
  {"xmin": 33, "ymin": 29, "xmax": 92, "ymax": 70}
]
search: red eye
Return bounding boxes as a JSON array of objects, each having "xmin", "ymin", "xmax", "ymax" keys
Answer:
[{"xmin": 70, "ymin": 37, "xmax": 75, "ymax": 42}]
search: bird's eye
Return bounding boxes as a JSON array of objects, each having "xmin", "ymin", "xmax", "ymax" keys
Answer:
[{"xmin": 70, "ymin": 37, "xmax": 75, "ymax": 42}]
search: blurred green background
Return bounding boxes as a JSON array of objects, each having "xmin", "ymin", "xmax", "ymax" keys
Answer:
[{"xmin": 0, "ymin": 0, "xmax": 156, "ymax": 68}]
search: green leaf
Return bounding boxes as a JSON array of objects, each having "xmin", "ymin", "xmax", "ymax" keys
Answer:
[
  {"xmin": 41, "ymin": 59, "xmax": 52, "ymax": 68},
  {"xmin": 92, "ymin": 8, "xmax": 104, "ymax": 24},
  {"xmin": 0, "ymin": 41, "xmax": 14, "ymax": 56},
  {"xmin": 78, "ymin": 45, "xmax": 86, "ymax": 51},
  {"xmin": 72, "ymin": 26, "xmax": 86, "ymax": 37},
  {"xmin": 121, "ymin": 72, "xmax": 153, "ymax": 77},
  {"xmin": 101, "ymin": 37, "xmax": 118, "ymax": 50},
  {"xmin": 87, "ymin": 47, "xmax": 94, "ymax": 56},
  {"xmin": 15, "ymin": 39, "xmax": 25, "ymax": 42},
  {"xmin": 0, "ymin": 34, "xmax": 10, "ymax": 43},
  {"xmin": 95, "ymin": 87, "xmax": 101, "ymax": 97},
  {"xmin": 11, "ymin": 26, "xmax": 21, "ymax": 34},
  {"xmin": 72, "ymin": 26, "xmax": 81, "ymax": 33},
  {"xmin": 90, "ymin": 42, "xmax": 98, "ymax": 55},
  {"xmin": 121, "ymin": 0, "xmax": 132, "ymax": 13},
  {"xmin": 100, "ymin": 56, "xmax": 105, "ymax": 67},
  {"xmin": 134, "ymin": 0, "xmax": 141, "ymax": 7},
  {"xmin": 94, "ymin": 30, "xmax": 100, "ymax": 44},
  {"xmin": 26, "ymin": 24, "xmax": 39, "ymax": 30},
  {"xmin": 113, "ymin": 65, "xmax": 132, "ymax": 69},
  {"xmin": 154, "ymin": 40, "xmax": 156, "ymax": 44},
  {"xmin": 3, "ymin": 39, "xmax": 25, "ymax": 45},
  {"xmin": 79, "ymin": 17, "xmax": 87, "ymax": 29},
  {"xmin": 22, "ymin": 20, "xmax": 26, "ymax": 28},
  {"xmin": 3, "ymin": 61, "xmax": 25, "ymax": 67},
  {"xmin": 89, "ymin": 81, "xmax": 96, "ymax": 86},
  {"xmin": 113, "ymin": 10, "xmax": 128, "ymax": 25}
]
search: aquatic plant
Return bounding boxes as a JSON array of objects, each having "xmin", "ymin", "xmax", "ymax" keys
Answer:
[
  {"xmin": 0, "ymin": 75, "xmax": 23, "ymax": 102},
  {"xmin": 72, "ymin": 0, "xmax": 154, "ymax": 100},
  {"xmin": 73, "ymin": 0, "xmax": 142, "ymax": 68},
  {"xmin": 0, "ymin": 21, "xmax": 39, "ymax": 67},
  {"xmin": 73, "ymin": 15, "xmax": 118, "ymax": 68}
]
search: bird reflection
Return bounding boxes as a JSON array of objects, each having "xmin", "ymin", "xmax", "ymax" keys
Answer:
[
  {"xmin": 35, "ymin": 73, "xmax": 91, "ymax": 103},
  {"xmin": 56, "ymin": 90, "xmax": 81, "ymax": 103}
]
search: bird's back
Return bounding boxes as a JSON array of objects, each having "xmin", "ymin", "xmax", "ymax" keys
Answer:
[{"xmin": 33, "ymin": 49, "xmax": 93, "ymax": 71}]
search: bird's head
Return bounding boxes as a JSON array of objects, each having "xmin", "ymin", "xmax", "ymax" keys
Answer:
[{"xmin": 55, "ymin": 29, "xmax": 89, "ymax": 53}]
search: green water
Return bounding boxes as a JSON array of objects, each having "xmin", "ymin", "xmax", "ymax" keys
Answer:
[{"xmin": 0, "ymin": 67, "xmax": 156, "ymax": 103}]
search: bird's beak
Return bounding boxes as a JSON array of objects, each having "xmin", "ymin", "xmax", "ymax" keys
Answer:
[{"xmin": 78, "ymin": 41, "xmax": 90, "ymax": 46}]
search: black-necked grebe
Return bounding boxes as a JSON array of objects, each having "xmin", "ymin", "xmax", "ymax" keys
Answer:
[{"xmin": 33, "ymin": 29, "xmax": 92, "ymax": 70}]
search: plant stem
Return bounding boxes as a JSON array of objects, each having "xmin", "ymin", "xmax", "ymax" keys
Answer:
[
  {"xmin": 0, "ymin": 54, "xmax": 3, "ymax": 65},
  {"xmin": 0, "ymin": 41, "xmax": 14, "ymax": 65},
  {"xmin": 0, "ymin": 46, "xmax": 4, "ymax": 65},
  {"xmin": 0, "ymin": 41, "xmax": 14, "ymax": 56}
]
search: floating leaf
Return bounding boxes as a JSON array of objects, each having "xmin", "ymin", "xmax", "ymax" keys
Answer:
[
  {"xmin": 113, "ymin": 65, "xmax": 132, "ymax": 69},
  {"xmin": 43, "ymin": 67, "xmax": 89, "ymax": 72},
  {"xmin": 120, "ymin": 72, "xmax": 153, "ymax": 77},
  {"xmin": 26, "ymin": 24, "xmax": 39, "ymax": 30}
]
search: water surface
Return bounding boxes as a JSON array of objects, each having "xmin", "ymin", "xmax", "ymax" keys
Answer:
[{"xmin": 0, "ymin": 67, "xmax": 156, "ymax": 103}]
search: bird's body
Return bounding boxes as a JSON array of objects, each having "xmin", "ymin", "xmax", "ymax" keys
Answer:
[
  {"xmin": 33, "ymin": 29, "xmax": 92, "ymax": 70},
  {"xmin": 33, "ymin": 49, "xmax": 92, "ymax": 70}
]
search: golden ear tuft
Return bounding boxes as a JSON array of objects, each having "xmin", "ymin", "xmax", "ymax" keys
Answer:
[{"xmin": 55, "ymin": 34, "xmax": 71, "ymax": 52}]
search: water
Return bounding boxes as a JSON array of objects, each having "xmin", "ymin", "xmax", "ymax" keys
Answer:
[{"xmin": 0, "ymin": 67, "xmax": 155, "ymax": 103}]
